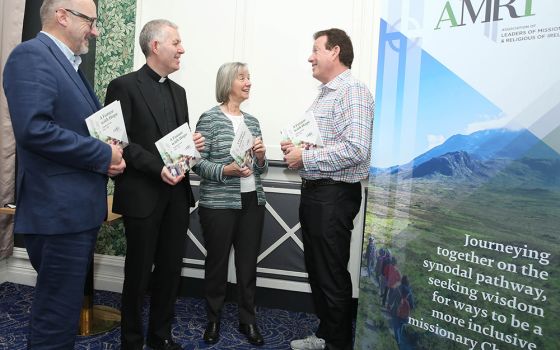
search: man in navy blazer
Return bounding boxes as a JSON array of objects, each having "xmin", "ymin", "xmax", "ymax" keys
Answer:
[{"xmin": 2, "ymin": 0, "xmax": 125, "ymax": 348}]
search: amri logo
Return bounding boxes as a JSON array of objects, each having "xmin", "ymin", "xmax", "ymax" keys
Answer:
[{"xmin": 435, "ymin": 0, "xmax": 535, "ymax": 30}]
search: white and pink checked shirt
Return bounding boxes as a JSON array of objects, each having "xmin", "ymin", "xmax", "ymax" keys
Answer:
[{"xmin": 301, "ymin": 69, "xmax": 374, "ymax": 183}]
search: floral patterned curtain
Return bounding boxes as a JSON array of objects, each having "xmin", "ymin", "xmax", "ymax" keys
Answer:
[{"xmin": 94, "ymin": 0, "xmax": 137, "ymax": 256}]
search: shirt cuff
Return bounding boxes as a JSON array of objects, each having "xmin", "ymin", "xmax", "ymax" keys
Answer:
[
  {"xmin": 218, "ymin": 164, "xmax": 225, "ymax": 183},
  {"xmin": 302, "ymin": 150, "xmax": 319, "ymax": 171}
]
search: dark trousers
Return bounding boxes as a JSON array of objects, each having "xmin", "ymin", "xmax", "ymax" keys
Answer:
[
  {"xmin": 392, "ymin": 316, "xmax": 407, "ymax": 347},
  {"xmin": 198, "ymin": 191, "xmax": 264, "ymax": 324},
  {"xmin": 300, "ymin": 182, "xmax": 361, "ymax": 350},
  {"xmin": 120, "ymin": 186, "xmax": 189, "ymax": 349},
  {"xmin": 24, "ymin": 228, "xmax": 98, "ymax": 350}
]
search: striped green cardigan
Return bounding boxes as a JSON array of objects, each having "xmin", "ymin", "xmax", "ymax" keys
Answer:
[{"xmin": 193, "ymin": 105, "xmax": 267, "ymax": 209}]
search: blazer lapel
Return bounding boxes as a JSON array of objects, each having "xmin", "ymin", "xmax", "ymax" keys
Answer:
[
  {"xmin": 37, "ymin": 33, "xmax": 99, "ymax": 113},
  {"xmin": 78, "ymin": 69, "xmax": 102, "ymax": 110},
  {"xmin": 137, "ymin": 67, "xmax": 166, "ymax": 136}
]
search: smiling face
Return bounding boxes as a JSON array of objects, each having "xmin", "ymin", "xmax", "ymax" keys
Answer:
[
  {"xmin": 153, "ymin": 25, "xmax": 185, "ymax": 76},
  {"xmin": 308, "ymin": 35, "xmax": 336, "ymax": 84},
  {"xmin": 61, "ymin": 0, "xmax": 100, "ymax": 54},
  {"xmin": 229, "ymin": 67, "xmax": 251, "ymax": 103}
]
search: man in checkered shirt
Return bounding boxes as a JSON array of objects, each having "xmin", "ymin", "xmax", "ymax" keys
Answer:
[{"xmin": 282, "ymin": 28, "xmax": 374, "ymax": 350}]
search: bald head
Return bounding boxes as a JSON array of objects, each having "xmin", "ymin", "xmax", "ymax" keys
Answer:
[
  {"xmin": 40, "ymin": 0, "xmax": 97, "ymax": 28},
  {"xmin": 40, "ymin": 0, "xmax": 70, "ymax": 27},
  {"xmin": 39, "ymin": 0, "xmax": 99, "ymax": 55}
]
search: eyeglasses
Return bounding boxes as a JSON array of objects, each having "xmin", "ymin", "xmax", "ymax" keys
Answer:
[{"xmin": 63, "ymin": 8, "xmax": 98, "ymax": 29}]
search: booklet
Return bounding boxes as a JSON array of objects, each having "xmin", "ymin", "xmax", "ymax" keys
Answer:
[
  {"xmin": 155, "ymin": 123, "xmax": 201, "ymax": 177},
  {"xmin": 85, "ymin": 100, "xmax": 128, "ymax": 148},
  {"xmin": 280, "ymin": 111, "xmax": 324, "ymax": 149},
  {"xmin": 230, "ymin": 121, "xmax": 255, "ymax": 168}
]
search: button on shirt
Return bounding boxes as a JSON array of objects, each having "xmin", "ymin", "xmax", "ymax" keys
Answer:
[{"xmin": 301, "ymin": 69, "xmax": 374, "ymax": 183}]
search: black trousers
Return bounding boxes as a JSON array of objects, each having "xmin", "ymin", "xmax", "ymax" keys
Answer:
[
  {"xmin": 300, "ymin": 182, "xmax": 361, "ymax": 350},
  {"xmin": 120, "ymin": 185, "xmax": 189, "ymax": 349},
  {"xmin": 198, "ymin": 191, "xmax": 265, "ymax": 324}
]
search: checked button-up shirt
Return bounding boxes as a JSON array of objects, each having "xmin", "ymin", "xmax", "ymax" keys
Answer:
[{"xmin": 300, "ymin": 69, "xmax": 374, "ymax": 183}]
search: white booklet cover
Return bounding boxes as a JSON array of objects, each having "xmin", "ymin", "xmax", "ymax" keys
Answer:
[
  {"xmin": 280, "ymin": 111, "xmax": 324, "ymax": 149},
  {"xmin": 85, "ymin": 100, "xmax": 129, "ymax": 148},
  {"xmin": 230, "ymin": 121, "xmax": 255, "ymax": 168},
  {"xmin": 155, "ymin": 123, "xmax": 201, "ymax": 177}
]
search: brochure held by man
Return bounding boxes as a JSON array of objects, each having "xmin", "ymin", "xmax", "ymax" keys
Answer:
[
  {"xmin": 155, "ymin": 123, "xmax": 201, "ymax": 177},
  {"xmin": 280, "ymin": 111, "xmax": 324, "ymax": 150},
  {"xmin": 85, "ymin": 100, "xmax": 129, "ymax": 148},
  {"xmin": 230, "ymin": 121, "xmax": 255, "ymax": 168}
]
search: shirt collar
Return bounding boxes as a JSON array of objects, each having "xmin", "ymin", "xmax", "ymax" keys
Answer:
[
  {"xmin": 318, "ymin": 69, "xmax": 351, "ymax": 91},
  {"xmin": 41, "ymin": 31, "xmax": 82, "ymax": 71},
  {"xmin": 145, "ymin": 64, "xmax": 167, "ymax": 83}
]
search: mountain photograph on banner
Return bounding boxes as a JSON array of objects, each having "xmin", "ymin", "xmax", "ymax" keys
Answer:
[{"xmin": 355, "ymin": 1, "xmax": 560, "ymax": 349}]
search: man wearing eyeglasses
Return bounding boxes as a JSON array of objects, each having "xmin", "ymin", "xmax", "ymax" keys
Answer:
[{"xmin": 2, "ymin": 0, "xmax": 125, "ymax": 349}]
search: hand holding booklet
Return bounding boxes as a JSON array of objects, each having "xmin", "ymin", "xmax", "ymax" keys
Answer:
[
  {"xmin": 85, "ymin": 100, "xmax": 129, "ymax": 148},
  {"xmin": 280, "ymin": 111, "xmax": 324, "ymax": 150},
  {"xmin": 230, "ymin": 121, "xmax": 255, "ymax": 168},
  {"xmin": 155, "ymin": 123, "xmax": 201, "ymax": 177}
]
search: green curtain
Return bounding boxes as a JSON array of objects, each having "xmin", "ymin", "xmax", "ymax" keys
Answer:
[{"xmin": 94, "ymin": 0, "xmax": 137, "ymax": 256}]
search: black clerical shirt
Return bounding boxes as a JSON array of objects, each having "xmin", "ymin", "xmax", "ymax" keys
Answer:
[{"xmin": 145, "ymin": 65, "xmax": 178, "ymax": 134}]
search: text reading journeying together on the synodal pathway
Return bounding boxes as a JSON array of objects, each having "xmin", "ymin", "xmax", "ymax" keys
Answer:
[{"xmin": 410, "ymin": 234, "xmax": 552, "ymax": 350}]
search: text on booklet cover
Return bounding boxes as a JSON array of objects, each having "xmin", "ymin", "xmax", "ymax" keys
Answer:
[
  {"xmin": 230, "ymin": 121, "xmax": 255, "ymax": 168},
  {"xmin": 155, "ymin": 123, "xmax": 201, "ymax": 177},
  {"xmin": 280, "ymin": 111, "xmax": 324, "ymax": 149},
  {"xmin": 85, "ymin": 100, "xmax": 129, "ymax": 148}
]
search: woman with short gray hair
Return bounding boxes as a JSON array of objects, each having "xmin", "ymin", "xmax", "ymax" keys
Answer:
[{"xmin": 193, "ymin": 62, "xmax": 267, "ymax": 346}]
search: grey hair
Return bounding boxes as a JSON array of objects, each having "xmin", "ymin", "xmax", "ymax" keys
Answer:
[
  {"xmin": 215, "ymin": 62, "xmax": 247, "ymax": 104},
  {"xmin": 139, "ymin": 19, "xmax": 178, "ymax": 57},
  {"xmin": 40, "ymin": 0, "xmax": 70, "ymax": 26}
]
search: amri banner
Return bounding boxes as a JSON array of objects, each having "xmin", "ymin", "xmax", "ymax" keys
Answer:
[{"xmin": 356, "ymin": 1, "xmax": 559, "ymax": 350}]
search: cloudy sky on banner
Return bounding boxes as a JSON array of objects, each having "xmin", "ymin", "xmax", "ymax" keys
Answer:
[
  {"xmin": 390, "ymin": 0, "xmax": 560, "ymax": 119},
  {"xmin": 372, "ymin": 0, "xmax": 560, "ymax": 168}
]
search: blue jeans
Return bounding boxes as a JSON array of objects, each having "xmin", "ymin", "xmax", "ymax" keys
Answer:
[{"xmin": 392, "ymin": 317, "xmax": 407, "ymax": 347}]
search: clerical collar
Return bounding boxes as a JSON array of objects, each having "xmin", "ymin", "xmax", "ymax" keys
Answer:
[{"xmin": 145, "ymin": 64, "xmax": 167, "ymax": 83}]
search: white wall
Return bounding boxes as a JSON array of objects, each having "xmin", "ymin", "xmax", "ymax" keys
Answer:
[
  {"xmin": 4, "ymin": 1, "xmax": 380, "ymax": 300},
  {"xmin": 134, "ymin": 0, "xmax": 379, "ymax": 160},
  {"xmin": 132, "ymin": 0, "xmax": 380, "ymax": 297}
]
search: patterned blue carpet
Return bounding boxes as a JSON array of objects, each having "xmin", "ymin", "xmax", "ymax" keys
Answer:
[{"xmin": 0, "ymin": 282, "xmax": 321, "ymax": 349}]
